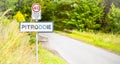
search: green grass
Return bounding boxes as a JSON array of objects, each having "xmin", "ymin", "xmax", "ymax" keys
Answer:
[
  {"xmin": 56, "ymin": 30, "xmax": 120, "ymax": 54},
  {"xmin": 39, "ymin": 46, "xmax": 67, "ymax": 64},
  {"xmin": 0, "ymin": 17, "xmax": 67, "ymax": 64}
]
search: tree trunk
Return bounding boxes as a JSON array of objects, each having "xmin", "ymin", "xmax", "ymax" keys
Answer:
[{"xmin": 102, "ymin": 0, "xmax": 113, "ymax": 28}]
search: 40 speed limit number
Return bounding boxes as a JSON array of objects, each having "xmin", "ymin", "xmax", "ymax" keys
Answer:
[{"xmin": 32, "ymin": 4, "xmax": 41, "ymax": 20}]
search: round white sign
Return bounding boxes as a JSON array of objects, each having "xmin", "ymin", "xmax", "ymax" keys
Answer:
[{"xmin": 32, "ymin": 4, "xmax": 41, "ymax": 12}]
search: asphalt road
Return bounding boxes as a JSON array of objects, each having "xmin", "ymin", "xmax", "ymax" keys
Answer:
[{"xmin": 39, "ymin": 33, "xmax": 120, "ymax": 64}]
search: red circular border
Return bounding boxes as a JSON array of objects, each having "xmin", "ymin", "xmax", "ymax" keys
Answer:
[{"xmin": 32, "ymin": 4, "xmax": 41, "ymax": 12}]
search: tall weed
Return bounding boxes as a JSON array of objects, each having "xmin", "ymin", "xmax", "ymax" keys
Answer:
[{"xmin": 0, "ymin": 17, "xmax": 35, "ymax": 64}]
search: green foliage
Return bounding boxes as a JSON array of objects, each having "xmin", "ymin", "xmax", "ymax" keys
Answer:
[
  {"xmin": 106, "ymin": 4, "xmax": 120, "ymax": 33},
  {"xmin": 1, "ymin": 0, "xmax": 120, "ymax": 33},
  {"xmin": 29, "ymin": 33, "xmax": 36, "ymax": 45},
  {"xmin": 63, "ymin": 0, "xmax": 104, "ymax": 31},
  {"xmin": 14, "ymin": 11, "xmax": 25, "ymax": 22},
  {"xmin": 0, "ymin": 0, "xmax": 17, "ymax": 16},
  {"xmin": 53, "ymin": 1, "xmax": 73, "ymax": 30},
  {"xmin": 41, "ymin": 1, "xmax": 58, "ymax": 21}
]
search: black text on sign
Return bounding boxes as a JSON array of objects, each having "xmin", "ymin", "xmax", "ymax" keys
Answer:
[{"xmin": 20, "ymin": 22, "xmax": 53, "ymax": 32}]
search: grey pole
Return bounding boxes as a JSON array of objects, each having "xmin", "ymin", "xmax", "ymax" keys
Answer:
[{"xmin": 36, "ymin": 20, "xmax": 39, "ymax": 64}]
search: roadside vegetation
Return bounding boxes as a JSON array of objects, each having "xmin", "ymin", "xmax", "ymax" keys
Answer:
[
  {"xmin": 0, "ymin": 15, "xmax": 66, "ymax": 64},
  {"xmin": 39, "ymin": 47, "xmax": 67, "ymax": 64},
  {"xmin": 0, "ymin": 17, "xmax": 35, "ymax": 64}
]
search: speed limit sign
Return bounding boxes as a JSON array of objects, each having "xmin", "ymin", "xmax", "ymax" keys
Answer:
[{"xmin": 32, "ymin": 4, "xmax": 41, "ymax": 20}]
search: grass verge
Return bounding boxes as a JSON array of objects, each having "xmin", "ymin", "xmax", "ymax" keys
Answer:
[
  {"xmin": 39, "ymin": 46, "xmax": 67, "ymax": 64},
  {"xmin": 55, "ymin": 30, "xmax": 120, "ymax": 54}
]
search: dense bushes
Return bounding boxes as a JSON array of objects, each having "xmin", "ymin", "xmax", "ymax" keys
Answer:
[
  {"xmin": 62, "ymin": 0, "xmax": 104, "ymax": 31},
  {"xmin": 106, "ymin": 4, "xmax": 120, "ymax": 33}
]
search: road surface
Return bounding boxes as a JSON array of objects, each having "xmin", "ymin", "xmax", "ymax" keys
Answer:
[{"xmin": 39, "ymin": 33, "xmax": 120, "ymax": 64}]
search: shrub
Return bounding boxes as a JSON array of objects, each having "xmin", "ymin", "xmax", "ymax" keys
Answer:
[
  {"xmin": 63, "ymin": 0, "xmax": 104, "ymax": 31},
  {"xmin": 106, "ymin": 4, "xmax": 120, "ymax": 34},
  {"xmin": 14, "ymin": 11, "xmax": 25, "ymax": 22}
]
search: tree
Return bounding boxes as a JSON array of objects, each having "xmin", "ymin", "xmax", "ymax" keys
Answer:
[
  {"xmin": 61, "ymin": 0, "xmax": 104, "ymax": 31},
  {"xmin": 106, "ymin": 4, "xmax": 120, "ymax": 33}
]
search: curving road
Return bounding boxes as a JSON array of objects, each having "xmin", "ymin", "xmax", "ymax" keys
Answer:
[{"xmin": 39, "ymin": 33, "xmax": 120, "ymax": 64}]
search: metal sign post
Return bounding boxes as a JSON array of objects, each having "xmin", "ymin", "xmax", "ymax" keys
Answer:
[
  {"xmin": 20, "ymin": 3, "xmax": 53, "ymax": 64},
  {"xmin": 32, "ymin": 4, "xmax": 41, "ymax": 64},
  {"xmin": 36, "ymin": 20, "xmax": 39, "ymax": 64},
  {"xmin": 35, "ymin": 34, "xmax": 39, "ymax": 64}
]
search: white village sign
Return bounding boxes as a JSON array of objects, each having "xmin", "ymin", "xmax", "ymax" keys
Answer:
[{"xmin": 20, "ymin": 22, "xmax": 53, "ymax": 32}]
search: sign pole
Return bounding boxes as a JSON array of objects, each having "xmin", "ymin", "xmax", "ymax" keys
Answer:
[
  {"xmin": 20, "ymin": 3, "xmax": 52, "ymax": 64},
  {"xmin": 36, "ymin": 20, "xmax": 39, "ymax": 64},
  {"xmin": 32, "ymin": 4, "xmax": 41, "ymax": 64},
  {"xmin": 20, "ymin": 3, "xmax": 54, "ymax": 64}
]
